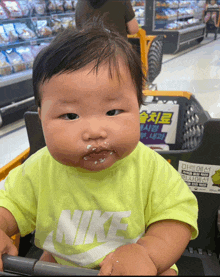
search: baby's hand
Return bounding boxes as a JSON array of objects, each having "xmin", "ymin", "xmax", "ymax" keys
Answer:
[
  {"xmin": 98, "ymin": 243, "xmax": 157, "ymax": 276},
  {"xmin": 0, "ymin": 229, "xmax": 18, "ymax": 271}
]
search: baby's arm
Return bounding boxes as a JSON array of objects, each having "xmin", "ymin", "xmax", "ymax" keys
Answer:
[
  {"xmin": 137, "ymin": 219, "xmax": 191, "ymax": 275},
  {"xmin": 39, "ymin": 251, "xmax": 57, "ymax": 263},
  {"xmin": 0, "ymin": 207, "xmax": 19, "ymax": 236},
  {"xmin": 99, "ymin": 219, "xmax": 191, "ymax": 275}
]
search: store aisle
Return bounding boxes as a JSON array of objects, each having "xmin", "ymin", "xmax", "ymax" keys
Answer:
[
  {"xmin": 0, "ymin": 37, "xmax": 220, "ymax": 169},
  {"xmin": 0, "ymin": 119, "xmax": 29, "ymax": 168},
  {"xmin": 158, "ymin": 38, "xmax": 220, "ymax": 119}
]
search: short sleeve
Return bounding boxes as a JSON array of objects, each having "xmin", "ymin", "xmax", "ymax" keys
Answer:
[
  {"xmin": 0, "ymin": 164, "xmax": 37, "ymax": 236},
  {"xmin": 123, "ymin": 0, "xmax": 135, "ymax": 23},
  {"xmin": 145, "ymin": 152, "xmax": 199, "ymax": 240}
]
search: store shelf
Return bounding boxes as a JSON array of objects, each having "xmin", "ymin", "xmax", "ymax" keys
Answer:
[
  {"xmin": 0, "ymin": 69, "xmax": 32, "ymax": 87},
  {"xmin": 156, "ymin": 15, "xmax": 194, "ymax": 21},
  {"xmin": 178, "ymin": 23, "xmax": 206, "ymax": 34},
  {"xmin": 0, "ymin": 7, "xmax": 76, "ymax": 123},
  {"xmin": 0, "ymin": 36, "xmax": 54, "ymax": 51},
  {"xmin": 144, "ymin": 0, "xmax": 205, "ymax": 53}
]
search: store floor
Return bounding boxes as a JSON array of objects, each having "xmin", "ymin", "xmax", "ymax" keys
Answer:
[{"xmin": 0, "ymin": 35, "xmax": 220, "ymax": 171}]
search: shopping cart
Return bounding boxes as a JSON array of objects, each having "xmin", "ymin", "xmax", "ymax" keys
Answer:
[
  {"xmin": 128, "ymin": 28, "xmax": 164, "ymax": 89},
  {"xmin": 1, "ymin": 29, "xmax": 220, "ymax": 275},
  {"xmin": 141, "ymin": 90, "xmax": 220, "ymax": 275},
  {"xmin": 0, "ymin": 254, "xmax": 98, "ymax": 276},
  {"xmin": 1, "ymin": 89, "xmax": 220, "ymax": 275},
  {"xmin": 204, "ymin": 7, "xmax": 220, "ymax": 40}
]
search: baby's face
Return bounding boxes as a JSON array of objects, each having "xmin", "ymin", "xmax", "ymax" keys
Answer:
[{"xmin": 38, "ymin": 60, "xmax": 140, "ymax": 171}]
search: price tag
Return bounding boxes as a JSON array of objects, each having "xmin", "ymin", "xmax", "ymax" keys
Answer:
[
  {"xmin": 31, "ymin": 17, "xmax": 38, "ymax": 23},
  {"xmin": 52, "ymin": 14, "xmax": 58, "ymax": 20},
  {"xmin": 30, "ymin": 40, "xmax": 37, "ymax": 45}
]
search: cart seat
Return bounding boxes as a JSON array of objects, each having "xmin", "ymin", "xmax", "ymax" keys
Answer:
[{"xmin": 158, "ymin": 119, "xmax": 220, "ymax": 275}]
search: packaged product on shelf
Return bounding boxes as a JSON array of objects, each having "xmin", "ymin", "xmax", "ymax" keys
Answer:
[
  {"xmin": 135, "ymin": 0, "xmax": 144, "ymax": 6},
  {"xmin": 0, "ymin": 25, "xmax": 9, "ymax": 45},
  {"xmin": 3, "ymin": 23, "xmax": 18, "ymax": 43},
  {"xmin": 14, "ymin": 22, "xmax": 37, "ymax": 40},
  {"xmin": 16, "ymin": 46, "xmax": 34, "ymax": 68},
  {"xmin": 50, "ymin": 16, "xmax": 62, "ymax": 33},
  {"xmin": 63, "ymin": 0, "xmax": 72, "ymax": 12},
  {"xmin": 186, "ymin": 8, "xmax": 194, "ymax": 16},
  {"xmin": 2, "ymin": 0, "xmax": 23, "ymax": 18},
  {"xmin": 17, "ymin": 0, "xmax": 30, "ymax": 17},
  {"xmin": 61, "ymin": 17, "xmax": 73, "ymax": 29},
  {"xmin": 188, "ymin": 18, "xmax": 199, "ymax": 25},
  {"xmin": 161, "ymin": 9, "xmax": 168, "ymax": 19},
  {"xmin": 0, "ymin": 3, "xmax": 9, "ymax": 19},
  {"xmin": 171, "ymin": 0, "xmax": 179, "ymax": 8},
  {"xmin": 5, "ymin": 48, "xmax": 26, "ymax": 72},
  {"xmin": 169, "ymin": 8, "xmax": 177, "ymax": 18},
  {"xmin": 32, "ymin": 0, "xmax": 46, "ymax": 15},
  {"xmin": 0, "ymin": 51, "xmax": 12, "ymax": 76},
  {"xmin": 164, "ymin": 9, "xmax": 175, "ymax": 19},
  {"xmin": 54, "ymin": 0, "xmax": 64, "ymax": 13},
  {"xmin": 34, "ymin": 20, "xmax": 52, "ymax": 37},
  {"xmin": 156, "ymin": 0, "xmax": 168, "ymax": 7},
  {"xmin": 46, "ymin": 0, "xmax": 56, "ymax": 14},
  {"xmin": 30, "ymin": 44, "xmax": 41, "ymax": 57},
  {"xmin": 181, "ymin": 1, "xmax": 191, "ymax": 7},
  {"xmin": 134, "ymin": 7, "xmax": 144, "ymax": 18},
  {"xmin": 30, "ymin": 42, "xmax": 49, "ymax": 57},
  {"xmin": 166, "ymin": 22, "xmax": 179, "ymax": 29}
]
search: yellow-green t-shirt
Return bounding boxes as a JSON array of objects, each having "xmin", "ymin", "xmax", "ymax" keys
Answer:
[{"xmin": 0, "ymin": 142, "xmax": 198, "ymax": 270}]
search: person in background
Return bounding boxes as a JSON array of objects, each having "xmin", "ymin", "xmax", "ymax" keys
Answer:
[
  {"xmin": 75, "ymin": 0, "xmax": 139, "ymax": 38},
  {"xmin": 204, "ymin": 0, "xmax": 219, "ymax": 27}
]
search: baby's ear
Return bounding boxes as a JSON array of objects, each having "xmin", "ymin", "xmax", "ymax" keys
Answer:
[{"xmin": 38, "ymin": 107, "xmax": 41, "ymax": 120}]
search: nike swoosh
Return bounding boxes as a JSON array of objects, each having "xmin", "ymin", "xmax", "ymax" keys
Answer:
[{"xmin": 43, "ymin": 231, "xmax": 144, "ymax": 266}]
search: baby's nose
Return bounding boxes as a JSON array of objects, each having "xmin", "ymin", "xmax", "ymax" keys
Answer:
[{"xmin": 82, "ymin": 120, "xmax": 107, "ymax": 141}]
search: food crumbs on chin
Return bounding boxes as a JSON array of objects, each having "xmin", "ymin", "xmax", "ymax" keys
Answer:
[
  {"xmin": 87, "ymin": 145, "xmax": 92, "ymax": 150},
  {"xmin": 84, "ymin": 157, "xmax": 88, "ymax": 160},
  {"xmin": 99, "ymin": 158, "xmax": 105, "ymax": 163},
  {"xmin": 110, "ymin": 152, "xmax": 113, "ymax": 155},
  {"xmin": 92, "ymin": 148, "xmax": 96, "ymax": 151},
  {"xmin": 94, "ymin": 161, "xmax": 98, "ymax": 164}
]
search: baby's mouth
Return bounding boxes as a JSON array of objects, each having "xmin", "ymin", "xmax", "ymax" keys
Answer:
[
  {"xmin": 83, "ymin": 150, "xmax": 114, "ymax": 161},
  {"xmin": 86, "ymin": 150, "xmax": 109, "ymax": 158}
]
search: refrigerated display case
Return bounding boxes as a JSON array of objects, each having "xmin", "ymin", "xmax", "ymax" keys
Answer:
[
  {"xmin": 0, "ymin": 0, "xmax": 76, "ymax": 126},
  {"xmin": 141, "ymin": 0, "xmax": 206, "ymax": 53}
]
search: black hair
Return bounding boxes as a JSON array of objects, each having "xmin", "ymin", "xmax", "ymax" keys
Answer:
[{"xmin": 33, "ymin": 18, "xmax": 147, "ymax": 107}]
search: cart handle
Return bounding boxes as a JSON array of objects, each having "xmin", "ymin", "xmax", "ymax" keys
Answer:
[
  {"xmin": 142, "ymin": 90, "xmax": 192, "ymax": 100},
  {"xmin": 1, "ymin": 254, "xmax": 99, "ymax": 276}
]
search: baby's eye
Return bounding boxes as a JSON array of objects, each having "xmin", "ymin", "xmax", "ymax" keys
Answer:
[
  {"xmin": 62, "ymin": 113, "xmax": 79, "ymax": 120},
  {"xmin": 106, "ymin": 109, "xmax": 123, "ymax": 116}
]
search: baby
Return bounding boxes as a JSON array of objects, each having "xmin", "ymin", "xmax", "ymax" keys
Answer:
[{"xmin": 0, "ymin": 21, "xmax": 198, "ymax": 275}]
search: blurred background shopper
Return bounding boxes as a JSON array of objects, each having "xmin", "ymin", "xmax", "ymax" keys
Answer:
[{"xmin": 75, "ymin": 0, "xmax": 139, "ymax": 38}]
